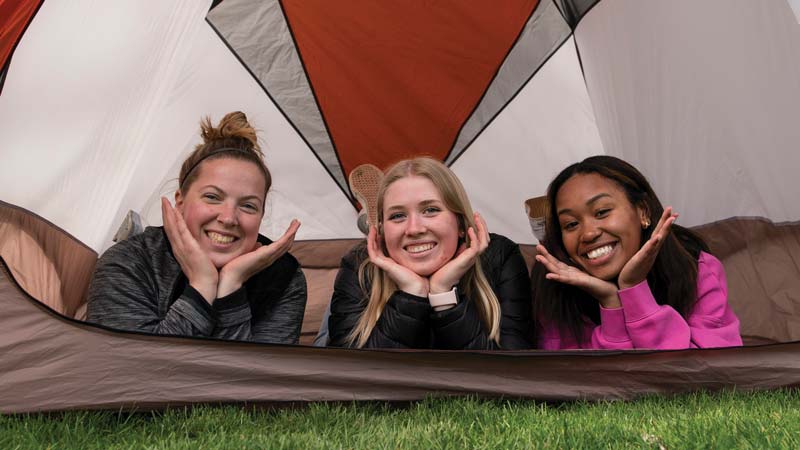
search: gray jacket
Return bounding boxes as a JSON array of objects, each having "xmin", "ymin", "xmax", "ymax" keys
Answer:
[{"xmin": 86, "ymin": 227, "xmax": 306, "ymax": 343}]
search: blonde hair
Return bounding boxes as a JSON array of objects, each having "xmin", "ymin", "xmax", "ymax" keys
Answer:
[
  {"xmin": 178, "ymin": 111, "xmax": 271, "ymax": 202},
  {"xmin": 347, "ymin": 157, "xmax": 502, "ymax": 348}
]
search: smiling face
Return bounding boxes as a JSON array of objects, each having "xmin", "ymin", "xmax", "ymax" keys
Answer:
[
  {"xmin": 175, "ymin": 158, "xmax": 266, "ymax": 269},
  {"xmin": 381, "ymin": 175, "xmax": 461, "ymax": 277},
  {"xmin": 555, "ymin": 173, "xmax": 648, "ymax": 281}
]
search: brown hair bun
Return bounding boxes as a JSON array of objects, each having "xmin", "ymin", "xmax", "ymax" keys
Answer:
[
  {"xmin": 178, "ymin": 111, "xmax": 271, "ymax": 198},
  {"xmin": 199, "ymin": 111, "xmax": 261, "ymax": 154}
]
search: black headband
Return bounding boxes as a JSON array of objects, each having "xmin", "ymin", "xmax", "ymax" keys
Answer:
[{"xmin": 179, "ymin": 147, "xmax": 257, "ymax": 189}]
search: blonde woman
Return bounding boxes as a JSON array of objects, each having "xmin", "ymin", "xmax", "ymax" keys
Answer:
[{"xmin": 328, "ymin": 157, "xmax": 533, "ymax": 349}]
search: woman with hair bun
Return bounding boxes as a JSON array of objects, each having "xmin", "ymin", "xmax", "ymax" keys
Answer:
[
  {"xmin": 533, "ymin": 155, "xmax": 741, "ymax": 350},
  {"xmin": 87, "ymin": 112, "xmax": 307, "ymax": 343},
  {"xmin": 328, "ymin": 157, "xmax": 533, "ymax": 349}
]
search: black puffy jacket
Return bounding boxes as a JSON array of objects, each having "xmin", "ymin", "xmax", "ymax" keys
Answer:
[{"xmin": 328, "ymin": 233, "xmax": 533, "ymax": 349}]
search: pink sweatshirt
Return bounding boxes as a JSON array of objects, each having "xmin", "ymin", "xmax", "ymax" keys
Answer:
[{"xmin": 539, "ymin": 252, "xmax": 742, "ymax": 350}]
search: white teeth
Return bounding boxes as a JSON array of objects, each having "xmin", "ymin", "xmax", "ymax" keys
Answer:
[
  {"xmin": 406, "ymin": 243, "xmax": 435, "ymax": 254},
  {"xmin": 207, "ymin": 231, "xmax": 235, "ymax": 244},
  {"xmin": 586, "ymin": 245, "xmax": 613, "ymax": 260}
]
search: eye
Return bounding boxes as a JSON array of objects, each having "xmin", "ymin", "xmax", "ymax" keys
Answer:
[
  {"xmin": 562, "ymin": 221, "xmax": 579, "ymax": 231},
  {"xmin": 595, "ymin": 208, "xmax": 611, "ymax": 218},
  {"xmin": 387, "ymin": 212, "xmax": 406, "ymax": 222},
  {"xmin": 202, "ymin": 193, "xmax": 221, "ymax": 202},
  {"xmin": 422, "ymin": 206, "xmax": 441, "ymax": 215},
  {"xmin": 241, "ymin": 202, "xmax": 260, "ymax": 213}
]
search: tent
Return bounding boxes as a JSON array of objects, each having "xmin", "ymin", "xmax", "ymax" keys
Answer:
[{"xmin": 2, "ymin": 0, "xmax": 800, "ymax": 413}]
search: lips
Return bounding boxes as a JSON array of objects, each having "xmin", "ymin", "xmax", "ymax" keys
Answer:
[
  {"xmin": 205, "ymin": 230, "xmax": 238, "ymax": 246},
  {"xmin": 404, "ymin": 242, "xmax": 436, "ymax": 254},
  {"xmin": 582, "ymin": 242, "xmax": 617, "ymax": 261},
  {"xmin": 586, "ymin": 244, "xmax": 612, "ymax": 260}
]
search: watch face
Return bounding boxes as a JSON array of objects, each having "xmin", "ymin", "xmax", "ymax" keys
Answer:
[{"xmin": 428, "ymin": 287, "xmax": 458, "ymax": 308}]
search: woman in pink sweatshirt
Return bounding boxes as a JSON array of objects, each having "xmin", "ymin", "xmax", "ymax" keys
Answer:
[{"xmin": 532, "ymin": 156, "xmax": 742, "ymax": 350}]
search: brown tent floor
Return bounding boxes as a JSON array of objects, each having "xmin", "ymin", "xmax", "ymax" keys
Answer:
[{"xmin": 2, "ymin": 200, "xmax": 800, "ymax": 413}]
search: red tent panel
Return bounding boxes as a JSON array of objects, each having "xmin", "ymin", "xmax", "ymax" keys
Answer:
[
  {"xmin": 0, "ymin": 0, "xmax": 43, "ymax": 76},
  {"xmin": 281, "ymin": 0, "xmax": 539, "ymax": 175}
]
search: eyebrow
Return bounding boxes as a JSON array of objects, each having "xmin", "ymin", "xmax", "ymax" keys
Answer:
[
  {"xmin": 201, "ymin": 185, "xmax": 263, "ymax": 203},
  {"xmin": 384, "ymin": 199, "xmax": 441, "ymax": 212},
  {"xmin": 557, "ymin": 193, "xmax": 612, "ymax": 216}
]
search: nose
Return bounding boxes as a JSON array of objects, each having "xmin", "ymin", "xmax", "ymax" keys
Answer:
[
  {"xmin": 216, "ymin": 203, "xmax": 238, "ymax": 227},
  {"xmin": 581, "ymin": 222, "xmax": 601, "ymax": 243},
  {"xmin": 405, "ymin": 213, "xmax": 426, "ymax": 236}
]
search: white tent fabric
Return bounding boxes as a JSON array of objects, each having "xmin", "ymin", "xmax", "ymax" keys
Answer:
[
  {"xmin": 447, "ymin": 0, "xmax": 573, "ymax": 164},
  {"xmin": 576, "ymin": 0, "xmax": 800, "ymax": 227},
  {"xmin": 453, "ymin": 37, "xmax": 604, "ymax": 244},
  {"xmin": 0, "ymin": 0, "xmax": 359, "ymax": 252},
  {"xmin": 207, "ymin": 0, "xmax": 345, "ymax": 193},
  {"xmin": 2, "ymin": 0, "xmax": 800, "ymax": 253},
  {"xmin": 789, "ymin": 0, "xmax": 800, "ymax": 22}
]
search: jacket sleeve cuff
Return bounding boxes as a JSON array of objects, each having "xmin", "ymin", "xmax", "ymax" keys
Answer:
[
  {"xmin": 598, "ymin": 305, "xmax": 631, "ymax": 342},
  {"xmin": 212, "ymin": 287, "xmax": 251, "ymax": 327},
  {"xmin": 429, "ymin": 294, "xmax": 483, "ymax": 349},
  {"xmin": 182, "ymin": 284, "xmax": 216, "ymax": 319},
  {"xmin": 374, "ymin": 291, "xmax": 431, "ymax": 347},
  {"xmin": 430, "ymin": 295, "xmax": 468, "ymax": 326},
  {"xmin": 618, "ymin": 280, "xmax": 661, "ymax": 322},
  {"xmin": 174, "ymin": 285, "xmax": 216, "ymax": 334},
  {"xmin": 388, "ymin": 290, "xmax": 432, "ymax": 318}
]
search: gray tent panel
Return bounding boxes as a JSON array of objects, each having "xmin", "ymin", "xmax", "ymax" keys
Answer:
[
  {"xmin": 447, "ymin": 0, "xmax": 571, "ymax": 165},
  {"xmin": 207, "ymin": 0, "xmax": 347, "ymax": 194},
  {"xmin": 554, "ymin": 0, "xmax": 601, "ymax": 30}
]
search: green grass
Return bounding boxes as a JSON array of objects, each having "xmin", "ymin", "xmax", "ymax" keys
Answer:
[{"xmin": 2, "ymin": 390, "xmax": 798, "ymax": 449}]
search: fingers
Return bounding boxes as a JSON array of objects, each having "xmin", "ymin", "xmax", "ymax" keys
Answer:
[
  {"xmin": 473, "ymin": 212, "xmax": 490, "ymax": 248},
  {"xmin": 535, "ymin": 249, "xmax": 581, "ymax": 283},
  {"xmin": 659, "ymin": 213, "xmax": 677, "ymax": 237},
  {"xmin": 535, "ymin": 243, "xmax": 552, "ymax": 258},
  {"xmin": 255, "ymin": 219, "xmax": 302, "ymax": 262},
  {"xmin": 366, "ymin": 225, "xmax": 381, "ymax": 261},
  {"xmin": 272, "ymin": 219, "xmax": 301, "ymax": 252},
  {"xmin": 472, "ymin": 213, "xmax": 490, "ymax": 252},
  {"xmin": 535, "ymin": 255, "xmax": 561, "ymax": 275},
  {"xmin": 161, "ymin": 197, "xmax": 218, "ymax": 297},
  {"xmin": 466, "ymin": 226, "xmax": 479, "ymax": 254},
  {"xmin": 458, "ymin": 213, "xmax": 489, "ymax": 260},
  {"xmin": 454, "ymin": 241, "xmax": 468, "ymax": 258},
  {"xmin": 536, "ymin": 244, "xmax": 559, "ymax": 261},
  {"xmin": 366, "ymin": 225, "xmax": 394, "ymax": 271},
  {"xmin": 172, "ymin": 201, "xmax": 193, "ymax": 240},
  {"xmin": 534, "ymin": 244, "xmax": 566, "ymax": 272},
  {"xmin": 534, "ymin": 244, "xmax": 613, "ymax": 296},
  {"xmin": 535, "ymin": 254, "xmax": 562, "ymax": 274},
  {"xmin": 617, "ymin": 208, "xmax": 678, "ymax": 289},
  {"xmin": 161, "ymin": 197, "xmax": 175, "ymax": 234},
  {"xmin": 281, "ymin": 219, "xmax": 301, "ymax": 242},
  {"xmin": 647, "ymin": 207, "xmax": 678, "ymax": 250},
  {"xmin": 450, "ymin": 225, "xmax": 483, "ymax": 264},
  {"xmin": 638, "ymin": 215, "xmax": 673, "ymax": 260},
  {"xmin": 364, "ymin": 225, "xmax": 427, "ymax": 294},
  {"xmin": 651, "ymin": 207, "xmax": 677, "ymax": 237},
  {"xmin": 161, "ymin": 197, "xmax": 184, "ymax": 251},
  {"xmin": 161, "ymin": 196, "xmax": 193, "ymax": 245}
]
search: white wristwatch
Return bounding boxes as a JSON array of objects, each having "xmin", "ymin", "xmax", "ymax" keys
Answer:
[{"xmin": 428, "ymin": 287, "xmax": 458, "ymax": 311}]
